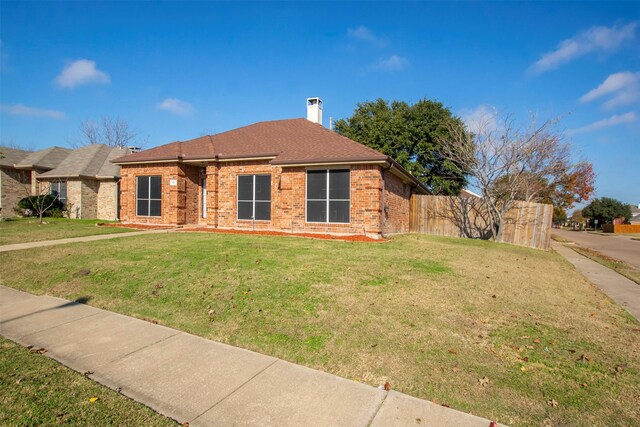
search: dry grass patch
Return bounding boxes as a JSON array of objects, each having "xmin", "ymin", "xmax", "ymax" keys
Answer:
[{"xmin": 1, "ymin": 233, "xmax": 639, "ymax": 426}]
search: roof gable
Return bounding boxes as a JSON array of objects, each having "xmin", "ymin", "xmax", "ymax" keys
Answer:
[
  {"xmin": 14, "ymin": 146, "xmax": 72, "ymax": 170},
  {"xmin": 0, "ymin": 146, "xmax": 32, "ymax": 168},
  {"xmin": 38, "ymin": 145, "xmax": 130, "ymax": 179}
]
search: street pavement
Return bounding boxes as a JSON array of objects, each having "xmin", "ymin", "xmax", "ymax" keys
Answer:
[{"xmin": 552, "ymin": 228, "xmax": 640, "ymax": 269}]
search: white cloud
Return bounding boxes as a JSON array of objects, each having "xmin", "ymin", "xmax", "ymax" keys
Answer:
[
  {"xmin": 569, "ymin": 112, "xmax": 636, "ymax": 134},
  {"xmin": 347, "ymin": 25, "xmax": 387, "ymax": 47},
  {"xmin": 459, "ymin": 104, "xmax": 498, "ymax": 134},
  {"xmin": 580, "ymin": 71, "xmax": 640, "ymax": 109},
  {"xmin": 529, "ymin": 22, "xmax": 637, "ymax": 75},
  {"xmin": 157, "ymin": 98, "xmax": 195, "ymax": 116},
  {"xmin": 0, "ymin": 104, "xmax": 65, "ymax": 119},
  {"xmin": 371, "ymin": 55, "xmax": 409, "ymax": 72},
  {"xmin": 55, "ymin": 59, "xmax": 111, "ymax": 88}
]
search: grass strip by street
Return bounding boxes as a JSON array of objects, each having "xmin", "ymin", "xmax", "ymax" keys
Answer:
[
  {"xmin": 1, "ymin": 232, "xmax": 639, "ymax": 426},
  {"xmin": 0, "ymin": 336, "xmax": 177, "ymax": 426},
  {"xmin": 570, "ymin": 246, "xmax": 640, "ymax": 286},
  {"xmin": 0, "ymin": 218, "xmax": 134, "ymax": 246}
]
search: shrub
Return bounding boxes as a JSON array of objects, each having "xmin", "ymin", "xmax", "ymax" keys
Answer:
[
  {"xmin": 48, "ymin": 209, "xmax": 64, "ymax": 218},
  {"xmin": 17, "ymin": 195, "xmax": 64, "ymax": 217}
]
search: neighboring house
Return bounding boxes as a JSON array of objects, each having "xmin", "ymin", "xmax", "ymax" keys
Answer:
[
  {"xmin": 112, "ymin": 98, "xmax": 428, "ymax": 238},
  {"xmin": 460, "ymin": 188, "xmax": 481, "ymax": 199},
  {"xmin": 630, "ymin": 204, "xmax": 640, "ymax": 224},
  {"xmin": 0, "ymin": 146, "xmax": 34, "ymax": 217},
  {"xmin": 38, "ymin": 144, "xmax": 131, "ymax": 220},
  {"xmin": 0, "ymin": 144, "xmax": 128, "ymax": 220}
]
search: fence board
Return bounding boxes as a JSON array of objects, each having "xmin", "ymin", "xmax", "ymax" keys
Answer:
[{"xmin": 409, "ymin": 195, "xmax": 553, "ymax": 250}]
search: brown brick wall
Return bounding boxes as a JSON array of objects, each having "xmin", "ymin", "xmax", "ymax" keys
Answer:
[
  {"xmin": 0, "ymin": 167, "xmax": 31, "ymax": 216},
  {"xmin": 119, "ymin": 161, "xmax": 399, "ymax": 237},
  {"xmin": 381, "ymin": 170, "xmax": 412, "ymax": 235},
  {"xmin": 119, "ymin": 163, "xmax": 182, "ymax": 224}
]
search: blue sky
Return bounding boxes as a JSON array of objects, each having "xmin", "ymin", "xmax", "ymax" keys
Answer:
[{"xmin": 1, "ymin": 2, "xmax": 638, "ymax": 205}]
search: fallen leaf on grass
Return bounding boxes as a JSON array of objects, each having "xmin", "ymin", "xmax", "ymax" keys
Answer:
[
  {"xmin": 547, "ymin": 399, "xmax": 558, "ymax": 408},
  {"xmin": 577, "ymin": 354, "xmax": 591, "ymax": 363},
  {"xmin": 581, "ymin": 383, "xmax": 588, "ymax": 388},
  {"xmin": 30, "ymin": 347, "xmax": 47, "ymax": 354},
  {"xmin": 88, "ymin": 397, "xmax": 99, "ymax": 403},
  {"xmin": 448, "ymin": 348, "xmax": 458, "ymax": 355},
  {"xmin": 520, "ymin": 366, "xmax": 528, "ymax": 372},
  {"xmin": 533, "ymin": 339, "xmax": 540, "ymax": 343},
  {"xmin": 479, "ymin": 376, "xmax": 490, "ymax": 387}
]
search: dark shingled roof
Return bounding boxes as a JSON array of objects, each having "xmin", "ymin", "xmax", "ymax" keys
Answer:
[{"xmin": 112, "ymin": 119, "xmax": 388, "ymax": 165}]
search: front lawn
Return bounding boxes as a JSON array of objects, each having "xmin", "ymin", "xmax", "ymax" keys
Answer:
[
  {"xmin": 1, "ymin": 233, "xmax": 638, "ymax": 426},
  {"xmin": 0, "ymin": 218, "xmax": 134, "ymax": 246},
  {"xmin": 0, "ymin": 337, "xmax": 176, "ymax": 426}
]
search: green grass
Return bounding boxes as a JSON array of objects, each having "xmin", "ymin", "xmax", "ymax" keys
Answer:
[
  {"xmin": 1, "ymin": 232, "xmax": 639, "ymax": 426},
  {"xmin": 0, "ymin": 337, "xmax": 176, "ymax": 426},
  {"xmin": 0, "ymin": 218, "xmax": 133, "ymax": 245}
]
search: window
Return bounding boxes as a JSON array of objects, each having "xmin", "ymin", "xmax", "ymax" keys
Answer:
[
  {"xmin": 306, "ymin": 169, "xmax": 350, "ymax": 223},
  {"xmin": 50, "ymin": 181, "xmax": 67, "ymax": 206},
  {"xmin": 136, "ymin": 176, "xmax": 162, "ymax": 217},
  {"xmin": 237, "ymin": 174, "xmax": 271, "ymax": 221}
]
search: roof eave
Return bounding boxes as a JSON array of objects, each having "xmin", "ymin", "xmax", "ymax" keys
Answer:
[{"xmin": 385, "ymin": 157, "xmax": 430, "ymax": 194}]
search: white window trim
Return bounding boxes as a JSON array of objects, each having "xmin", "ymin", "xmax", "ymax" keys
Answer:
[
  {"xmin": 305, "ymin": 169, "xmax": 351, "ymax": 224},
  {"xmin": 136, "ymin": 175, "xmax": 162, "ymax": 217},
  {"xmin": 236, "ymin": 174, "xmax": 271, "ymax": 221},
  {"xmin": 50, "ymin": 181, "xmax": 67, "ymax": 205}
]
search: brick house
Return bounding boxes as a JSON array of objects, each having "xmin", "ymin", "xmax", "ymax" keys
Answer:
[
  {"xmin": 0, "ymin": 146, "xmax": 34, "ymax": 217},
  {"xmin": 1, "ymin": 146, "xmax": 71, "ymax": 217},
  {"xmin": 37, "ymin": 144, "xmax": 130, "ymax": 220},
  {"xmin": 113, "ymin": 99, "xmax": 427, "ymax": 238},
  {"xmin": 0, "ymin": 144, "xmax": 128, "ymax": 220}
]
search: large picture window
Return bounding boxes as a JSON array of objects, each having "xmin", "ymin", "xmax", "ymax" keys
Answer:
[
  {"xmin": 136, "ymin": 176, "xmax": 162, "ymax": 217},
  {"xmin": 237, "ymin": 174, "xmax": 271, "ymax": 221},
  {"xmin": 306, "ymin": 169, "xmax": 350, "ymax": 223},
  {"xmin": 50, "ymin": 181, "xmax": 67, "ymax": 206}
]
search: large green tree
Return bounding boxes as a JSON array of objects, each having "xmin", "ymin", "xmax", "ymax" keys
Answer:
[
  {"xmin": 582, "ymin": 197, "xmax": 632, "ymax": 225},
  {"xmin": 334, "ymin": 98, "xmax": 468, "ymax": 195}
]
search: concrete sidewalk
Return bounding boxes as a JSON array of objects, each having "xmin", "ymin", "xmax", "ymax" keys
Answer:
[
  {"xmin": 0, "ymin": 286, "xmax": 500, "ymax": 426},
  {"xmin": 553, "ymin": 242, "xmax": 640, "ymax": 322},
  {"xmin": 0, "ymin": 229, "xmax": 171, "ymax": 253}
]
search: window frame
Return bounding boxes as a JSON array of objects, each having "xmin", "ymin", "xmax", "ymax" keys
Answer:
[
  {"xmin": 136, "ymin": 175, "xmax": 162, "ymax": 217},
  {"xmin": 50, "ymin": 181, "xmax": 67, "ymax": 206},
  {"xmin": 305, "ymin": 168, "xmax": 351, "ymax": 224},
  {"xmin": 236, "ymin": 174, "xmax": 271, "ymax": 221}
]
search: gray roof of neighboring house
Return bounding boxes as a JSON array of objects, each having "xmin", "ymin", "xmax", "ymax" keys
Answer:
[
  {"xmin": 38, "ymin": 144, "xmax": 130, "ymax": 180},
  {"xmin": 14, "ymin": 146, "xmax": 72, "ymax": 170},
  {"xmin": 0, "ymin": 146, "xmax": 32, "ymax": 168}
]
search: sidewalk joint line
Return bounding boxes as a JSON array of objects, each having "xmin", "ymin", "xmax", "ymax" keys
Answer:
[
  {"xmin": 367, "ymin": 389, "xmax": 390, "ymax": 426},
  {"xmin": 190, "ymin": 358, "xmax": 280, "ymax": 423},
  {"xmin": 115, "ymin": 330, "xmax": 182, "ymax": 361},
  {"xmin": 16, "ymin": 311, "xmax": 103, "ymax": 339}
]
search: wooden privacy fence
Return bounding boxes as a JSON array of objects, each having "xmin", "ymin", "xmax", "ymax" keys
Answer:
[{"xmin": 409, "ymin": 195, "xmax": 554, "ymax": 250}]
